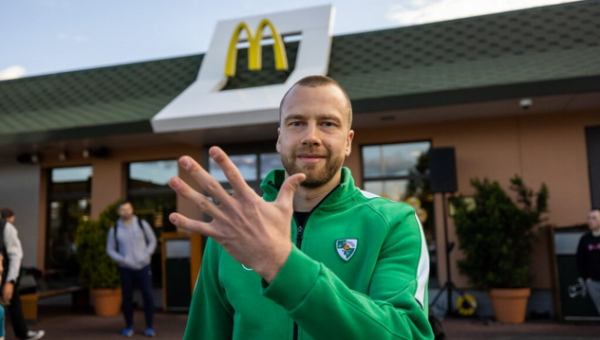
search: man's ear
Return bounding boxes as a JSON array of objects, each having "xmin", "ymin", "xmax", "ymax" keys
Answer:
[
  {"xmin": 345, "ymin": 130, "xmax": 354, "ymax": 156},
  {"xmin": 276, "ymin": 127, "xmax": 282, "ymax": 153}
]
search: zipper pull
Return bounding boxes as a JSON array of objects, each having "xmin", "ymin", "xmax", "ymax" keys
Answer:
[{"xmin": 296, "ymin": 224, "xmax": 305, "ymax": 248}]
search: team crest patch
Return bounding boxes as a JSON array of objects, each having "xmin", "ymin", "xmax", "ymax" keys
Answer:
[{"xmin": 336, "ymin": 239, "xmax": 357, "ymax": 261}]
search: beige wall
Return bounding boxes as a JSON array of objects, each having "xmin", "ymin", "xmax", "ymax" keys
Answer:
[
  {"xmin": 88, "ymin": 143, "xmax": 205, "ymax": 220},
  {"xmin": 348, "ymin": 109, "xmax": 600, "ymax": 289},
  {"xmin": 39, "ymin": 142, "xmax": 205, "ymax": 268},
  {"xmin": 42, "ymin": 143, "xmax": 204, "ymax": 220},
  {"xmin": 35, "ymin": 109, "xmax": 600, "ymax": 289}
]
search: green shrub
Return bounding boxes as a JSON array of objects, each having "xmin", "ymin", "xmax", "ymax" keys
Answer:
[
  {"xmin": 75, "ymin": 200, "xmax": 121, "ymax": 289},
  {"xmin": 451, "ymin": 176, "xmax": 548, "ymax": 289}
]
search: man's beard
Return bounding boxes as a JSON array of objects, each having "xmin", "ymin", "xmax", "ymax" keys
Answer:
[{"xmin": 281, "ymin": 148, "xmax": 344, "ymax": 188}]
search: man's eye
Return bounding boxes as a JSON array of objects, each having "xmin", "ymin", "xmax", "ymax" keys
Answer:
[
  {"xmin": 290, "ymin": 122, "xmax": 302, "ymax": 127},
  {"xmin": 322, "ymin": 122, "xmax": 336, "ymax": 127}
]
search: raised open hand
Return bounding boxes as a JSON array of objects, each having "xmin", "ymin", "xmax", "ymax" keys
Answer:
[{"xmin": 168, "ymin": 146, "xmax": 305, "ymax": 282}]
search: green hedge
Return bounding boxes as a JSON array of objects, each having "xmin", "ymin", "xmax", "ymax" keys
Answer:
[
  {"xmin": 75, "ymin": 200, "xmax": 121, "ymax": 289},
  {"xmin": 451, "ymin": 176, "xmax": 548, "ymax": 289}
]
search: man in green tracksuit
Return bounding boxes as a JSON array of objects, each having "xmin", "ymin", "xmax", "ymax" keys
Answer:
[{"xmin": 168, "ymin": 75, "xmax": 434, "ymax": 339}]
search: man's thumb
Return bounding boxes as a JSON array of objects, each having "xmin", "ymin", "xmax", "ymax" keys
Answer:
[{"xmin": 276, "ymin": 173, "xmax": 305, "ymax": 206}]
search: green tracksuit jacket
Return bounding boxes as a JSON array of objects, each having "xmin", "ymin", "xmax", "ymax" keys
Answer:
[{"xmin": 183, "ymin": 168, "xmax": 433, "ymax": 340}]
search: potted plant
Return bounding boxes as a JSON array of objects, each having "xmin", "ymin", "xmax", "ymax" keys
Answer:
[
  {"xmin": 75, "ymin": 200, "xmax": 122, "ymax": 316},
  {"xmin": 451, "ymin": 175, "xmax": 548, "ymax": 323}
]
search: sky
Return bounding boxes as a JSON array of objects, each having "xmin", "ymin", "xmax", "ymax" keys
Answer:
[{"xmin": 0, "ymin": 0, "xmax": 583, "ymax": 80}]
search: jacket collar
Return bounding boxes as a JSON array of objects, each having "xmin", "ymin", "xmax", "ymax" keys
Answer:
[{"xmin": 261, "ymin": 167, "xmax": 357, "ymax": 211}]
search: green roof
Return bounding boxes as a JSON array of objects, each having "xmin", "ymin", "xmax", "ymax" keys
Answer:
[
  {"xmin": 1, "ymin": 0, "xmax": 599, "ymax": 146},
  {"xmin": 0, "ymin": 55, "xmax": 201, "ymax": 145},
  {"xmin": 329, "ymin": 0, "xmax": 600, "ymax": 112}
]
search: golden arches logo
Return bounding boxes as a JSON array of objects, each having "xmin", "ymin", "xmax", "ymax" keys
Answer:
[{"xmin": 225, "ymin": 19, "xmax": 289, "ymax": 77}]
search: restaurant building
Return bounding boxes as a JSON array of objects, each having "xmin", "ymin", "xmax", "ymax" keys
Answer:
[{"xmin": 0, "ymin": 0, "xmax": 599, "ymax": 316}]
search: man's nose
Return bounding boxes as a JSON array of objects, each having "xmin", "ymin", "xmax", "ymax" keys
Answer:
[{"xmin": 301, "ymin": 124, "xmax": 321, "ymax": 145}]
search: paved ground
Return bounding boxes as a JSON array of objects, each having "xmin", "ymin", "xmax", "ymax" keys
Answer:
[
  {"xmin": 442, "ymin": 317, "xmax": 600, "ymax": 340},
  {"xmin": 8, "ymin": 306, "xmax": 187, "ymax": 340},
  {"xmin": 4, "ymin": 305, "xmax": 600, "ymax": 339}
]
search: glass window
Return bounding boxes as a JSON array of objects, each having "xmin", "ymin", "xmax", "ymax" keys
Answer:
[
  {"xmin": 207, "ymin": 147, "xmax": 282, "ymax": 195},
  {"xmin": 52, "ymin": 167, "xmax": 93, "ymax": 182},
  {"xmin": 363, "ymin": 179, "xmax": 410, "ymax": 202},
  {"xmin": 127, "ymin": 160, "xmax": 178, "ymax": 231},
  {"xmin": 361, "ymin": 141, "xmax": 438, "ymax": 286},
  {"xmin": 260, "ymin": 153, "xmax": 283, "ymax": 179},
  {"xmin": 46, "ymin": 166, "xmax": 93, "ymax": 276},
  {"xmin": 363, "ymin": 142, "xmax": 430, "ymax": 179},
  {"xmin": 129, "ymin": 160, "xmax": 177, "ymax": 193},
  {"xmin": 127, "ymin": 160, "xmax": 178, "ymax": 288},
  {"xmin": 51, "ymin": 166, "xmax": 93, "ymax": 195},
  {"xmin": 209, "ymin": 154, "xmax": 257, "ymax": 182}
]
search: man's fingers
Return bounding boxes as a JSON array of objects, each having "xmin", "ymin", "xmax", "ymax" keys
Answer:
[
  {"xmin": 178, "ymin": 155, "xmax": 232, "ymax": 206},
  {"xmin": 169, "ymin": 177, "xmax": 228, "ymax": 221},
  {"xmin": 209, "ymin": 147, "xmax": 256, "ymax": 199},
  {"xmin": 169, "ymin": 213, "xmax": 216, "ymax": 237},
  {"xmin": 275, "ymin": 173, "xmax": 305, "ymax": 208}
]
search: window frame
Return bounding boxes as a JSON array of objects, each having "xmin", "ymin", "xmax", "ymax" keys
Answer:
[{"xmin": 360, "ymin": 140, "xmax": 438, "ymax": 286}]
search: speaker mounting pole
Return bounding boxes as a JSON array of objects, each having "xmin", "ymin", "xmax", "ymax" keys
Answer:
[
  {"xmin": 429, "ymin": 190, "xmax": 464, "ymax": 316},
  {"xmin": 429, "ymin": 147, "xmax": 467, "ymax": 316}
]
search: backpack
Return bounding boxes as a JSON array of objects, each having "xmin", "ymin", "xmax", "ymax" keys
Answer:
[{"xmin": 113, "ymin": 217, "xmax": 149, "ymax": 253}]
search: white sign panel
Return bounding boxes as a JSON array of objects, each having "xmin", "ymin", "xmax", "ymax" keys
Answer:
[{"xmin": 151, "ymin": 5, "xmax": 334, "ymax": 133}]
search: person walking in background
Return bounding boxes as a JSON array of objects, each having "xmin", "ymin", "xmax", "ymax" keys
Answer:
[
  {"xmin": 106, "ymin": 201, "xmax": 157, "ymax": 337},
  {"xmin": 577, "ymin": 208, "xmax": 600, "ymax": 314},
  {"xmin": 0, "ymin": 209, "xmax": 44, "ymax": 340}
]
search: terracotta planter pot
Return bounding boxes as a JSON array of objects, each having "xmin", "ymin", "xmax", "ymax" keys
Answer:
[
  {"xmin": 489, "ymin": 288, "xmax": 531, "ymax": 324},
  {"xmin": 90, "ymin": 288, "xmax": 122, "ymax": 317}
]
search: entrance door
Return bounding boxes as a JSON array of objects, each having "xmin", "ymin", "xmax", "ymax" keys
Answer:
[{"xmin": 46, "ymin": 166, "xmax": 92, "ymax": 278}]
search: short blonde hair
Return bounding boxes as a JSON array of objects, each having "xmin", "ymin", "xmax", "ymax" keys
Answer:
[{"xmin": 279, "ymin": 75, "xmax": 353, "ymax": 128}]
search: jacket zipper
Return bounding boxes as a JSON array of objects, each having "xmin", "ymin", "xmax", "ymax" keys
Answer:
[
  {"xmin": 296, "ymin": 224, "xmax": 305, "ymax": 248},
  {"xmin": 289, "ymin": 183, "xmax": 340, "ymax": 340},
  {"xmin": 294, "ymin": 222, "xmax": 305, "ymax": 340}
]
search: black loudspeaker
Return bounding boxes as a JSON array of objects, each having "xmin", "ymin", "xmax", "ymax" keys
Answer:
[{"xmin": 430, "ymin": 147, "xmax": 457, "ymax": 193}]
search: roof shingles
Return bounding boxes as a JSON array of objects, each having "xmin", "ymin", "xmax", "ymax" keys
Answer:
[{"xmin": 0, "ymin": 0, "xmax": 599, "ymax": 145}]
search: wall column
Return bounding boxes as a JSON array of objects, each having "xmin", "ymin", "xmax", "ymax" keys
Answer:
[{"xmin": 91, "ymin": 159, "xmax": 124, "ymax": 219}]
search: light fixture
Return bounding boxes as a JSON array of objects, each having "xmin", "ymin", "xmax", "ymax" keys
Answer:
[
  {"xmin": 59, "ymin": 151, "xmax": 68, "ymax": 161},
  {"xmin": 82, "ymin": 147, "xmax": 109, "ymax": 159},
  {"xmin": 92, "ymin": 146, "xmax": 109, "ymax": 158},
  {"xmin": 16, "ymin": 152, "xmax": 41, "ymax": 164},
  {"xmin": 519, "ymin": 98, "xmax": 532, "ymax": 110}
]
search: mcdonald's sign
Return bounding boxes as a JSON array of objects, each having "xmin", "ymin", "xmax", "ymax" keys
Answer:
[
  {"xmin": 225, "ymin": 19, "xmax": 289, "ymax": 77},
  {"xmin": 152, "ymin": 5, "xmax": 333, "ymax": 133}
]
